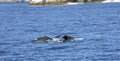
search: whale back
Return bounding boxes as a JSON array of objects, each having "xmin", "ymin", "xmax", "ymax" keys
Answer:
[
  {"xmin": 35, "ymin": 36, "xmax": 52, "ymax": 41},
  {"xmin": 62, "ymin": 35, "xmax": 74, "ymax": 41}
]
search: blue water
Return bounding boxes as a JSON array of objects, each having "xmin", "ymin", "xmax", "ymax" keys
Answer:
[{"xmin": 0, "ymin": 2, "xmax": 120, "ymax": 61}]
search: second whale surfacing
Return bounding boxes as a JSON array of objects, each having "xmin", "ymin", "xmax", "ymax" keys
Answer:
[{"xmin": 34, "ymin": 35, "xmax": 84, "ymax": 42}]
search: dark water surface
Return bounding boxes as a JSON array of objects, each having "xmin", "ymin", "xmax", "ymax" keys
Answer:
[{"xmin": 0, "ymin": 2, "xmax": 120, "ymax": 61}]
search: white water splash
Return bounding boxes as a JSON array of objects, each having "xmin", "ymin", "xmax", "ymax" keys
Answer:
[
  {"xmin": 74, "ymin": 38, "xmax": 85, "ymax": 41},
  {"xmin": 52, "ymin": 38, "xmax": 64, "ymax": 42}
]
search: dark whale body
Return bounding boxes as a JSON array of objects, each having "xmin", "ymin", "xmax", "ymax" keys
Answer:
[
  {"xmin": 62, "ymin": 35, "xmax": 73, "ymax": 41},
  {"xmin": 35, "ymin": 36, "xmax": 52, "ymax": 41},
  {"xmin": 35, "ymin": 35, "xmax": 74, "ymax": 42}
]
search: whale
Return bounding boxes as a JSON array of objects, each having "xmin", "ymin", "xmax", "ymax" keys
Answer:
[
  {"xmin": 35, "ymin": 35, "xmax": 74, "ymax": 42},
  {"xmin": 35, "ymin": 36, "xmax": 52, "ymax": 41}
]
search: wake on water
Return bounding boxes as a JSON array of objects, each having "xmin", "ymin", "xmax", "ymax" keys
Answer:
[{"xmin": 74, "ymin": 38, "xmax": 85, "ymax": 41}]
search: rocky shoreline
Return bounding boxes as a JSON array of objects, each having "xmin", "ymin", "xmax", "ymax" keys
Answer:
[
  {"xmin": 29, "ymin": 1, "xmax": 68, "ymax": 6},
  {"xmin": 29, "ymin": 0, "xmax": 105, "ymax": 6}
]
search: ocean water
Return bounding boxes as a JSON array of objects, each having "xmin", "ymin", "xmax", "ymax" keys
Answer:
[{"xmin": 0, "ymin": 2, "xmax": 120, "ymax": 61}]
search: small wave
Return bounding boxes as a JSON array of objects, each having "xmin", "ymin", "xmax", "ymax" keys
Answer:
[{"xmin": 47, "ymin": 46, "xmax": 69, "ymax": 50}]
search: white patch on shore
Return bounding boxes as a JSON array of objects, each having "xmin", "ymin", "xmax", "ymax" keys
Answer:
[
  {"xmin": 67, "ymin": 2, "xmax": 79, "ymax": 5},
  {"xmin": 102, "ymin": 0, "xmax": 120, "ymax": 3}
]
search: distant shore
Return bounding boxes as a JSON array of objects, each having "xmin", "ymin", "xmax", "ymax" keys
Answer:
[
  {"xmin": 29, "ymin": 2, "xmax": 83, "ymax": 7},
  {"xmin": 0, "ymin": 0, "xmax": 29, "ymax": 2},
  {"xmin": 29, "ymin": 1, "xmax": 102, "ymax": 6},
  {"xmin": 29, "ymin": 1, "xmax": 68, "ymax": 6}
]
